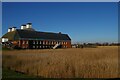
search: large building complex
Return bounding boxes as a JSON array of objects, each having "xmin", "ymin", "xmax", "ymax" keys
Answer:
[{"xmin": 2, "ymin": 23, "xmax": 71, "ymax": 49}]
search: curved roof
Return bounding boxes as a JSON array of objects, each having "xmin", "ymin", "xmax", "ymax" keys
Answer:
[{"xmin": 2, "ymin": 29, "xmax": 71, "ymax": 41}]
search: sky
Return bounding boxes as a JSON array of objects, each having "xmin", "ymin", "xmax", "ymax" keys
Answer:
[
  {"xmin": 2, "ymin": 0, "xmax": 120, "ymax": 2},
  {"xmin": 2, "ymin": 2, "xmax": 118, "ymax": 43}
]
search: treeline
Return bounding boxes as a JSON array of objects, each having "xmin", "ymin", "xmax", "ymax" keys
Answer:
[{"xmin": 72, "ymin": 42, "xmax": 120, "ymax": 48}]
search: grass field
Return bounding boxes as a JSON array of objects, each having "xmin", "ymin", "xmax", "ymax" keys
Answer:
[
  {"xmin": 2, "ymin": 68, "xmax": 39, "ymax": 78},
  {"xmin": 2, "ymin": 46, "xmax": 118, "ymax": 78}
]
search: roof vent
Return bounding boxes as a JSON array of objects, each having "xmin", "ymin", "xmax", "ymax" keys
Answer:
[
  {"xmin": 21, "ymin": 25, "xmax": 26, "ymax": 29},
  {"xmin": 59, "ymin": 32, "xmax": 62, "ymax": 34},
  {"xmin": 8, "ymin": 28, "xmax": 12, "ymax": 32},
  {"xmin": 11, "ymin": 27, "xmax": 16, "ymax": 31},
  {"xmin": 26, "ymin": 23, "xmax": 32, "ymax": 28}
]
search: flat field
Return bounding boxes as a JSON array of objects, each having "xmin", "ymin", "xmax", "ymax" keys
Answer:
[{"xmin": 2, "ymin": 46, "xmax": 118, "ymax": 78}]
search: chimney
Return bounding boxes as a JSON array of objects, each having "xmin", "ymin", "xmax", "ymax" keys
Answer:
[
  {"xmin": 21, "ymin": 25, "xmax": 26, "ymax": 29},
  {"xmin": 59, "ymin": 32, "xmax": 62, "ymax": 34},
  {"xmin": 26, "ymin": 23, "xmax": 32, "ymax": 28},
  {"xmin": 8, "ymin": 28, "xmax": 12, "ymax": 32},
  {"xmin": 11, "ymin": 27, "xmax": 16, "ymax": 31}
]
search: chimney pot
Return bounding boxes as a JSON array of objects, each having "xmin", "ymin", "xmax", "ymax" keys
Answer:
[
  {"xmin": 11, "ymin": 27, "xmax": 16, "ymax": 31},
  {"xmin": 8, "ymin": 28, "xmax": 12, "ymax": 32},
  {"xmin": 59, "ymin": 32, "xmax": 62, "ymax": 34},
  {"xmin": 26, "ymin": 23, "xmax": 32, "ymax": 28},
  {"xmin": 21, "ymin": 25, "xmax": 26, "ymax": 29}
]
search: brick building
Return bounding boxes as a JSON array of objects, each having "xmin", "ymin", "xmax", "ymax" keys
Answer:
[{"xmin": 2, "ymin": 23, "xmax": 71, "ymax": 49}]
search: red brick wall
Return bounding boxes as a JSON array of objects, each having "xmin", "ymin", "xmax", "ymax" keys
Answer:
[
  {"xmin": 19, "ymin": 40, "xmax": 29, "ymax": 48},
  {"xmin": 67, "ymin": 41, "xmax": 72, "ymax": 48},
  {"xmin": 17, "ymin": 40, "xmax": 71, "ymax": 49},
  {"xmin": 58, "ymin": 41, "xmax": 71, "ymax": 48}
]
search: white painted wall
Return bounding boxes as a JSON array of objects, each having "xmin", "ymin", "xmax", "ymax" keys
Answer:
[
  {"xmin": 26, "ymin": 24, "xmax": 32, "ymax": 28},
  {"xmin": 21, "ymin": 25, "xmax": 26, "ymax": 29},
  {"xmin": 2, "ymin": 38, "xmax": 8, "ymax": 42},
  {"xmin": 11, "ymin": 28, "xmax": 16, "ymax": 31},
  {"xmin": 8, "ymin": 29, "xmax": 11, "ymax": 32}
]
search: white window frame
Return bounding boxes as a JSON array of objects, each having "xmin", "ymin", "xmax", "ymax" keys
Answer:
[
  {"xmin": 37, "ymin": 46, "xmax": 38, "ymax": 48},
  {"xmin": 51, "ymin": 41, "xmax": 53, "ymax": 44},
  {"xmin": 33, "ymin": 46, "xmax": 35, "ymax": 48},
  {"xmin": 33, "ymin": 41, "xmax": 35, "ymax": 44},
  {"xmin": 26, "ymin": 41, "xmax": 28, "ymax": 44},
  {"xmin": 43, "ymin": 41, "xmax": 45, "ymax": 44},
  {"xmin": 39, "ymin": 41, "xmax": 41, "ymax": 44},
  {"xmin": 2, "ymin": 38, "xmax": 8, "ymax": 42},
  {"xmin": 36, "ymin": 41, "xmax": 38, "ymax": 44},
  {"xmin": 23, "ymin": 41, "xmax": 25, "ymax": 44}
]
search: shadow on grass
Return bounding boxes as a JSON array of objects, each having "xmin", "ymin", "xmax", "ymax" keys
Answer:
[
  {"xmin": 2, "ymin": 68, "xmax": 43, "ymax": 80},
  {"xmin": 2, "ymin": 68, "xmax": 118, "ymax": 80}
]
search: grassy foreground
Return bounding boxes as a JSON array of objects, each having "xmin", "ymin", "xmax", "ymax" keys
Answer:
[
  {"xmin": 2, "ymin": 46, "xmax": 119, "ymax": 78},
  {"xmin": 2, "ymin": 68, "xmax": 39, "ymax": 79}
]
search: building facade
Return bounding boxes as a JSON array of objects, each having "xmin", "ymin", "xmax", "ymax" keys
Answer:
[{"xmin": 2, "ymin": 23, "xmax": 71, "ymax": 49}]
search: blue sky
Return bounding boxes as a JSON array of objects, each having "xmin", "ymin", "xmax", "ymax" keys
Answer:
[{"xmin": 2, "ymin": 2, "xmax": 118, "ymax": 43}]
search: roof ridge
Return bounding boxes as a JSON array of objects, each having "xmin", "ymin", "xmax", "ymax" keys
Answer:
[
  {"xmin": 16, "ymin": 29, "xmax": 67, "ymax": 35},
  {"xmin": 3, "ymin": 29, "xmax": 71, "ymax": 41}
]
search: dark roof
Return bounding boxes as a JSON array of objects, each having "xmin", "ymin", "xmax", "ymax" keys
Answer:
[
  {"xmin": 2, "ymin": 29, "xmax": 71, "ymax": 41},
  {"xmin": 21, "ymin": 24, "xmax": 26, "ymax": 26},
  {"xmin": 2, "ymin": 31, "xmax": 19, "ymax": 41},
  {"xmin": 12, "ymin": 27, "xmax": 16, "ymax": 28},
  {"xmin": 27, "ymin": 23, "xmax": 32, "ymax": 25},
  {"xmin": 23, "ymin": 28, "xmax": 35, "ymax": 31}
]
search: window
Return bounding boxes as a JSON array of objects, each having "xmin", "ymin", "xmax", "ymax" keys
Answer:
[
  {"xmin": 60, "ymin": 42, "xmax": 61, "ymax": 44},
  {"xmin": 49, "ymin": 41, "xmax": 51, "ymax": 44},
  {"xmin": 33, "ymin": 46, "xmax": 35, "ymax": 48},
  {"xmin": 52, "ymin": 41, "xmax": 53, "ymax": 44},
  {"xmin": 36, "ymin": 41, "xmax": 38, "ymax": 44},
  {"xmin": 46, "ymin": 41, "xmax": 48, "ymax": 44},
  {"xmin": 19, "ymin": 41, "xmax": 20, "ymax": 45},
  {"xmin": 23, "ymin": 46, "xmax": 25, "ymax": 48},
  {"xmin": 64, "ymin": 46, "xmax": 66, "ymax": 48},
  {"xmin": 44, "ymin": 41, "xmax": 46, "ymax": 44},
  {"xmin": 37, "ymin": 46, "xmax": 38, "ymax": 48},
  {"xmin": 48, "ymin": 41, "xmax": 50, "ymax": 44},
  {"xmin": 43, "ymin": 41, "xmax": 45, "ymax": 45},
  {"xmin": 65, "ymin": 42, "xmax": 66, "ymax": 44},
  {"xmin": 26, "ymin": 46, "xmax": 28, "ymax": 48},
  {"xmin": 33, "ymin": 41, "xmax": 35, "ymax": 44},
  {"xmin": 23, "ymin": 41, "xmax": 25, "ymax": 44},
  {"xmin": 39, "ymin": 41, "xmax": 41, "ymax": 44},
  {"xmin": 26, "ymin": 41, "xmax": 28, "ymax": 44}
]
